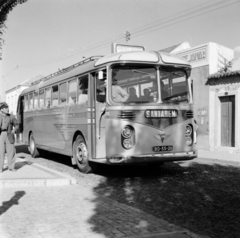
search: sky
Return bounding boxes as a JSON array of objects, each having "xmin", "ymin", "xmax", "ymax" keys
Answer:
[{"xmin": 1, "ymin": 0, "xmax": 240, "ymax": 99}]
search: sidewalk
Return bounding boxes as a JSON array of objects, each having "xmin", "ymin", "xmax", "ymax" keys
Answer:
[
  {"xmin": 197, "ymin": 149, "xmax": 240, "ymax": 167},
  {"xmin": 0, "ymin": 157, "xmax": 77, "ymax": 188},
  {"xmin": 0, "ymin": 155, "xmax": 208, "ymax": 238}
]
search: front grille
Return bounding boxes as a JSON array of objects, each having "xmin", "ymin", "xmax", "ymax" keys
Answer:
[
  {"xmin": 118, "ymin": 110, "xmax": 135, "ymax": 119},
  {"xmin": 185, "ymin": 110, "xmax": 193, "ymax": 119}
]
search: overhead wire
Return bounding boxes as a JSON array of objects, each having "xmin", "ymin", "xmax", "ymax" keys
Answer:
[{"xmin": 18, "ymin": 0, "xmax": 240, "ymax": 68}]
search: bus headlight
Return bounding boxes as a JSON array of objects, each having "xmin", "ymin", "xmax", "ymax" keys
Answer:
[
  {"xmin": 122, "ymin": 126, "xmax": 132, "ymax": 138},
  {"xmin": 185, "ymin": 124, "xmax": 193, "ymax": 146},
  {"xmin": 121, "ymin": 125, "xmax": 135, "ymax": 149},
  {"xmin": 185, "ymin": 125, "xmax": 192, "ymax": 136},
  {"xmin": 122, "ymin": 139, "xmax": 133, "ymax": 149},
  {"xmin": 185, "ymin": 136, "xmax": 193, "ymax": 146}
]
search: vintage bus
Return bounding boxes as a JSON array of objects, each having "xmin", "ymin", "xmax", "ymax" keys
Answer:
[{"xmin": 17, "ymin": 50, "xmax": 197, "ymax": 173}]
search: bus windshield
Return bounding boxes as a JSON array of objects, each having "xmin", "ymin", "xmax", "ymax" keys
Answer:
[
  {"xmin": 110, "ymin": 65, "xmax": 189, "ymax": 104},
  {"xmin": 160, "ymin": 68, "xmax": 189, "ymax": 103}
]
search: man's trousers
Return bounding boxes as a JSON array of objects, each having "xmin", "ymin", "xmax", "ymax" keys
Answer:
[{"xmin": 0, "ymin": 131, "xmax": 16, "ymax": 172}]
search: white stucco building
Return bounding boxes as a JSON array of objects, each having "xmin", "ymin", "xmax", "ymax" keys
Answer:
[
  {"xmin": 207, "ymin": 47, "xmax": 240, "ymax": 153},
  {"xmin": 5, "ymin": 75, "xmax": 44, "ymax": 115}
]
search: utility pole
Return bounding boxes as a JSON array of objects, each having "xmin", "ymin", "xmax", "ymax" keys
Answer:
[{"xmin": 124, "ymin": 31, "xmax": 130, "ymax": 43}]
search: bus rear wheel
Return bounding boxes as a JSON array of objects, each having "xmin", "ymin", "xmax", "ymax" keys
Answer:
[
  {"xmin": 29, "ymin": 133, "xmax": 40, "ymax": 158},
  {"xmin": 73, "ymin": 135, "xmax": 92, "ymax": 173}
]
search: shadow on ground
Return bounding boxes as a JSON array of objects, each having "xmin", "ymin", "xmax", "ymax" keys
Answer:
[
  {"xmin": 90, "ymin": 161, "xmax": 240, "ymax": 238},
  {"xmin": 0, "ymin": 191, "xmax": 26, "ymax": 216}
]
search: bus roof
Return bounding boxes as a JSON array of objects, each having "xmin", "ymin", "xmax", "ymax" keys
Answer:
[
  {"xmin": 95, "ymin": 51, "xmax": 190, "ymax": 67},
  {"xmin": 20, "ymin": 51, "xmax": 190, "ymax": 95}
]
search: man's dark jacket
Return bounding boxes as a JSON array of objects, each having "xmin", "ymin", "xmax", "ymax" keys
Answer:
[{"xmin": 0, "ymin": 113, "xmax": 19, "ymax": 144}]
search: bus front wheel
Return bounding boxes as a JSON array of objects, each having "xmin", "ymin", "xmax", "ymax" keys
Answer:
[
  {"xmin": 29, "ymin": 133, "xmax": 40, "ymax": 158},
  {"xmin": 73, "ymin": 135, "xmax": 92, "ymax": 173}
]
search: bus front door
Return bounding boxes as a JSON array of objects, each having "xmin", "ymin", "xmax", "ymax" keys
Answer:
[{"xmin": 94, "ymin": 75, "xmax": 106, "ymax": 160}]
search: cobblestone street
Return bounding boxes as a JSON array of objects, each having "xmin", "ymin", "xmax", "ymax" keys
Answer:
[
  {"xmin": 0, "ymin": 185, "xmax": 198, "ymax": 238},
  {"xmin": 1, "ymin": 146, "xmax": 240, "ymax": 238}
]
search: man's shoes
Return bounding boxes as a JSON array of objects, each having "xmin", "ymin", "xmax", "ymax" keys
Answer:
[{"xmin": 9, "ymin": 169, "xmax": 17, "ymax": 172}]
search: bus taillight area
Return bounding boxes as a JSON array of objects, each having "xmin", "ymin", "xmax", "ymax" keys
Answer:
[{"xmin": 105, "ymin": 119, "xmax": 198, "ymax": 165}]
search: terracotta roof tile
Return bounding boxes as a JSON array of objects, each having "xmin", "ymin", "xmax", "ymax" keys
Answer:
[{"xmin": 206, "ymin": 70, "xmax": 240, "ymax": 85}]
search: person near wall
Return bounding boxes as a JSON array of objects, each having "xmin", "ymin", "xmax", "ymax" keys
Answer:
[{"xmin": 0, "ymin": 102, "xmax": 19, "ymax": 172}]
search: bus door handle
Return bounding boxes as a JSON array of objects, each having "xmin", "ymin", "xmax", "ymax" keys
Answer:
[{"xmin": 98, "ymin": 107, "xmax": 106, "ymax": 139}]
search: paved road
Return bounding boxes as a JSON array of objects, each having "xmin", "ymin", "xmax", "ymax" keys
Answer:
[
  {"xmin": 1, "ymin": 185, "xmax": 200, "ymax": 238},
  {"xmin": 2, "ymin": 145, "xmax": 240, "ymax": 238}
]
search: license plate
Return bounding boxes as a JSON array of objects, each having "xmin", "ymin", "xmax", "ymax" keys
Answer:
[{"xmin": 153, "ymin": 146, "xmax": 173, "ymax": 152}]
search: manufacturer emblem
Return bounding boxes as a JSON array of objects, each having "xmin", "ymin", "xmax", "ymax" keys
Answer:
[{"xmin": 154, "ymin": 130, "xmax": 166, "ymax": 143}]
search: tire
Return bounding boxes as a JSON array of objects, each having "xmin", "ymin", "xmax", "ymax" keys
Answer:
[
  {"xmin": 73, "ymin": 135, "xmax": 93, "ymax": 173},
  {"xmin": 29, "ymin": 133, "xmax": 40, "ymax": 158}
]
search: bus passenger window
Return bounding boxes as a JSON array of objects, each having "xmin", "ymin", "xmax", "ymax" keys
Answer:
[
  {"xmin": 96, "ymin": 79, "xmax": 106, "ymax": 103},
  {"xmin": 29, "ymin": 93, "xmax": 33, "ymax": 110},
  {"xmin": 60, "ymin": 82, "xmax": 67, "ymax": 105},
  {"xmin": 52, "ymin": 85, "xmax": 59, "ymax": 106},
  {"xmin": 39, "ymin": 90, "xmax": 44, "ymax": 109},
  {"xmin": 24, "ymin": 95, "xmax": 28, "ymax": 111},
  {"xmin": 78, "ymin": 76, "xmax": 88, "ymax": 104},
  {"xmin": 45, "ymin": 88, "xmax": 51, "ymax": 108},
  {"xmin": 68, "ymin": 79, "xmax": 77, "ymax": 105},
  {"xmin": 34, "ymin": 91, "xmax": 39, "ymax": 109}
]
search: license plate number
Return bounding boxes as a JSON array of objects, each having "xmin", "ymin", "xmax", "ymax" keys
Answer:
[{"xmin": 153, "ymin": 146, "xmax": 173, "ymax": 152}]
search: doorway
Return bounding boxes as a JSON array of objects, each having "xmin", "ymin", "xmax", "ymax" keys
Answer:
[{"xmin": 220, "ymin": 95, "xmax": 235, "ymax": 147}]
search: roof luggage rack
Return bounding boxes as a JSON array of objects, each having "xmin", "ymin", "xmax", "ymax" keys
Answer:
[{"xmin": 31, "ymin": 55, "xmax": 103, "ymax": 86}]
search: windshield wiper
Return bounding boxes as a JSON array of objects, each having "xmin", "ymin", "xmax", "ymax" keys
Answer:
[
  {"xmin": 132, "ymin": 70, "xmax": 156, "ymax": 79},
  {"xmin": 162, "ymin": 92, "xmax": 188, "ymax": 102}
]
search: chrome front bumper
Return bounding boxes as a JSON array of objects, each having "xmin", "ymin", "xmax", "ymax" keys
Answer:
[{"xmin": 92, "ymin": 150, "xmax": 198, "ymax": 164}]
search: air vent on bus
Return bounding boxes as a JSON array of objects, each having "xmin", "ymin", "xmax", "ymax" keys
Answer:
[
  {"xmin": 118, "ymin": 110, "xmax": 136, "ymax": 120},
  {"xmin": 185, "ymin": 110, "xmax": 194, "ymax": 119}
]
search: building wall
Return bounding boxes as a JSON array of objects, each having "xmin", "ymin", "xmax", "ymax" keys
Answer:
[
  {"xmin": 191, "ymin": 66, "xmax": 209, "ymax": 135},
  {"xmin": 209, "ymin": 83, "xmax": 240, "ymax": 152},
  {"xmin": 175, "ymin": 42, "xmax": 233, "ymax": 150},
  {"xmin": 6, "ymin": 85, "xmax": 28, "ymax": 115}
]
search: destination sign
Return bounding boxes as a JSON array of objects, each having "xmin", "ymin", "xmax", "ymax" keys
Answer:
[
  {"xmin": 145, "ymin": 109, "xmax": 178, "ymax": 118},
  {"xmin": 112, "ymin": 43, "xmax": 145, "ymax": 53}
]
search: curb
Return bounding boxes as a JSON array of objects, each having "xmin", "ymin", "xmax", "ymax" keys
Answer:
[
  {"xmin": 197, "ymin": 150, "xmax": 240, "ymax": 167},
  {"xmin": 31, "ymin": 162, "xmax": 77, "ymax": 185},
  {"xmin": 127, "ymin": 231, "xmax": 207, "ymax": 238},
  {"xmin": 0, "ymin": 160, "xmax": 77, "ymax": 188}
]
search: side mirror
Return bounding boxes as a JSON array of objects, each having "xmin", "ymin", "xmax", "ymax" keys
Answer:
[
  {"xmin": 98, "ymin": 70, "xmax": 104, "ymax": 80},
  {"xmin": 98, "ymin": 70, "xmax": 106, "ymax": 81}
]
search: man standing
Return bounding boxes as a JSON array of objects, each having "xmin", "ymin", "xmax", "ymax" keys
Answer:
[{"xmin": 0, "ymin": 102, "xmax": 19, "ymax": 172}]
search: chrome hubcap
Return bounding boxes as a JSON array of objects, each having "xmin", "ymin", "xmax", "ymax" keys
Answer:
[{"xmin": 76, "ymin": 142, "xmax": 87, "ymax": 164}]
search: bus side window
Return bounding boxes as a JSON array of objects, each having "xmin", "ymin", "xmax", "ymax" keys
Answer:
[
  {"xmin": 34, "ymin": 91, "xmax": 39, "ymax": 109},
  {"xmin": 29, "ymin": 93, "xmax": 33, "ymax": 110},
  {"xmin": 52, "ymin": 85, "xmax": 59, "ymax": 106},
  {"xmin": 78, "ymin": 75, "xmax": 88, "ymax": 104},
  {"xmin": 60, "ymin": 82, "xmax": 67, "ymax": 106},
  {"xmin": 45, "ymin": 88, "xmax": 51, "ymax": 108},
  {"xmin": 39, "ymin": 90, "xmax": 44, "ymax": 109},
  {"xmin": 24, "ymin": 94, "xmax": 28, "ymax": 111},
  {"xmin": 68, "ymin": 79, "xmax": 77, "ymax": 105},
  {"xmin": 96, "ymin": 79, "xmax": 106, "ymax": 103}
]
